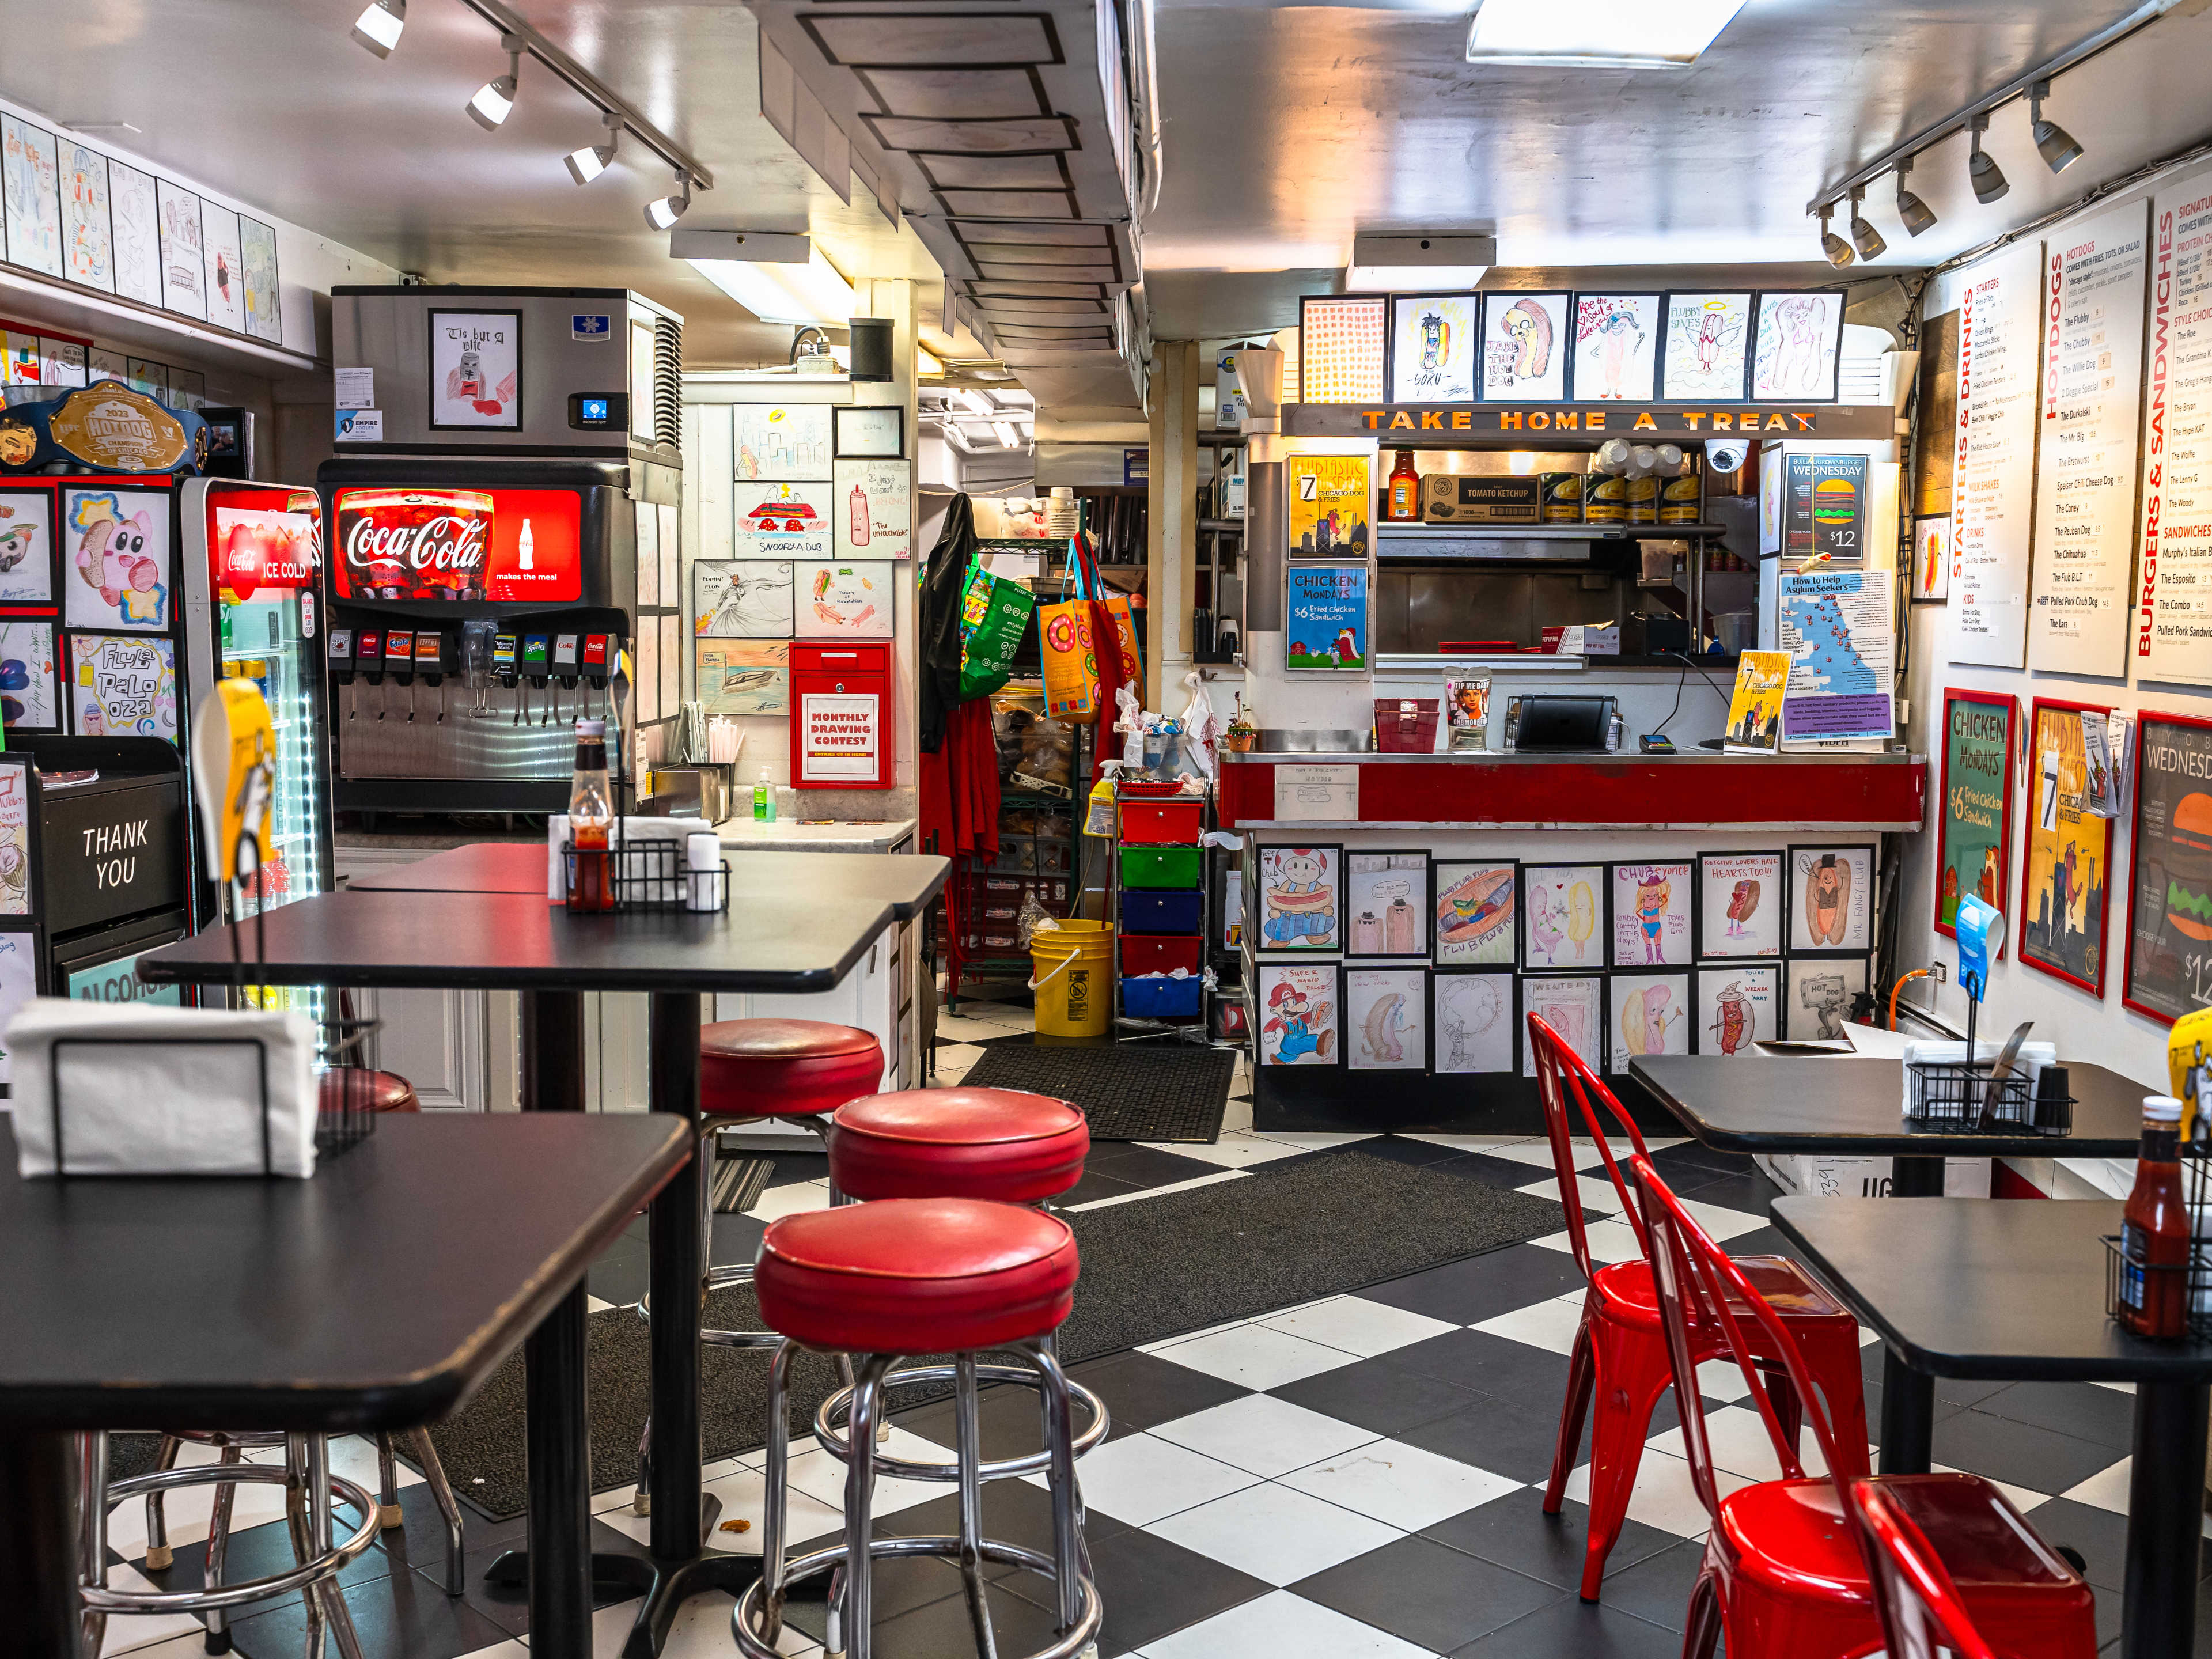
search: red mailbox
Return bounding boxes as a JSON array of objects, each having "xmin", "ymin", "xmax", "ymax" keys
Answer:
[{"xmin": 789, "ymin": 641, "xmax": 893, "ymax": 790}]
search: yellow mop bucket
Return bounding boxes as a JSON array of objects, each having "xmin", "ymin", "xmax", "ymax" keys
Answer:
[{"xmin": 1028, "ymin": 919, "xmax": 1113, "ymax": 1037}]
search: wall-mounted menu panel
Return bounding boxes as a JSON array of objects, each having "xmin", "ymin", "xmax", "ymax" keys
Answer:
[
  {"xmin": 2138, "ymin": 181, "xmax": 2212, "ymax": 686},
  {"xmin": 2029, "ymin": 203, "xmax": 2147, "ymax": 678},
  {"xmin": 1950, "ymin": 241, "xmax": 2044, "ymax": 668}
]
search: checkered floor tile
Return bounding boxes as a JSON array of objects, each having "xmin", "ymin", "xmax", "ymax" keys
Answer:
[{"xmin": 83, "ymin": 1124, "xmax": 2177, "ymax": 1658}]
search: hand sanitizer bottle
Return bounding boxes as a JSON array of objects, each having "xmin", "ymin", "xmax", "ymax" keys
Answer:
[{"xmin": 754, "ymin": 767, "xmax": 774, "ymax": 821}]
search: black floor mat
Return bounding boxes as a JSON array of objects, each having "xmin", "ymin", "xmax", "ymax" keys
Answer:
[
  {"xmin": 957, "ymin": 1039, "xmax": 1235, "ymax": 1142},
  {"xmin": 419, "ymin": 1149, "xmax": 1566, "ymax": 1520}
]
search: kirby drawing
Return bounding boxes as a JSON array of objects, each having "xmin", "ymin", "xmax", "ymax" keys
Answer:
[{"xmin": 70, "ymin": 493, "xmax": 167, "ymax": 627}]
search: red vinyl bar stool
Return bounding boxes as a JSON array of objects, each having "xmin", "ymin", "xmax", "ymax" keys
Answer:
[
  {"xmin": 810, "ymin": 1089, "xmax": 1110, "ymax": 1484},
  {"xmin": 631, "ymin": 1018, "xmax": 885, "ymax": 1513},
  {"xmin": 1525, "ymin": 1014, "xmax": 1871, "ymax": 1601},
  {"xmin": 734, "ymin": 1198, "xmax": 1101, "ymax": 1659},
  {"xmin": 1631, "ymin": 1154, "xmax": 2097, "ymax": 1659}
]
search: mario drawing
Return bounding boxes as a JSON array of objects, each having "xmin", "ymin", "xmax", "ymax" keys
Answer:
[{"xmin": 1263, "ymin": 978, "xmax": 1334, "ymax": 1064}]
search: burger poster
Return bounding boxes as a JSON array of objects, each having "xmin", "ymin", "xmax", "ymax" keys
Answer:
[
  {"xmin": 1783, "ymin": 453, "xmax": 1867, "ymax": 566},
  {"xmin": 2021, "ymin": 698, "xmax": 2113, "ymax": 996},
  {"xmin": 2126, "ymin": 713, "xmax": 2212, "ymax": 1024},
  {"xmin": 1935, "ymin": 690, "xmax": 2016, "ymax": 942}
]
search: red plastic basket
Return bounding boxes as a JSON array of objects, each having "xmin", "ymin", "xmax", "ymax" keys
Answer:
[{"xmin": 1374, "ymin": 698, "xmax": 1440, "ymax": 753}]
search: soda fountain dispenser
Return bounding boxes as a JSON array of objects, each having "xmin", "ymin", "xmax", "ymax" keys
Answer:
[{"xmin": 321, "ymin": 285, "xmax": 682, "ymax": 819}]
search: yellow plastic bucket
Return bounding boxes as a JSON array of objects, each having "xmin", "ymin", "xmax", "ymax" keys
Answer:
[{"xmin": 1029, "ymin": 919, "xmax": 1113, "ymax": 1037}]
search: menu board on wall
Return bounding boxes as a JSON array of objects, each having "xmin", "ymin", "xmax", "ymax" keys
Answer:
[
  {"xmin": 2137, "ymin": 180, "xmax": 2212, "ymax": 686},
  {"xmin": 1949, "ymin": 241, "xmax": 2044, "ymax": 668},
  {"xmin": 2029, "ymin": 202, "xmax": 2148, "ymax": 678}
]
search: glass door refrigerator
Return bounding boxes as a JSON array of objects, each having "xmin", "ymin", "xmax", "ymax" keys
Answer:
[{"xmin": 179, "ymin": 479, "xmax": 335, "ymax": 960}]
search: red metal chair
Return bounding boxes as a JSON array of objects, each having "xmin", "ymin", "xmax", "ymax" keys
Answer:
[
  {"xmin": 1525, "ymin": 1013, "xmax": 1870, "ymax": 1601},
  {"xmin": 1629, "ymin": 1153, "xmax": 2097, "ymax": 1659},
  {"xmin": 1850, "ymin": 1479, "xmax": 2003, "ymax": 1659}
]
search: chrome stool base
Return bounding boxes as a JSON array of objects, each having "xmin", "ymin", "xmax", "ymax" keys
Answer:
[
  {"xmin": 88, "ymin": 1437, "xmax": 379, "ymax": 1659},
  {"xmin": 812, "ymin": 1356, "xmax": 1109, "ymax": 1480},
  {"xmin": 732, "ymin": 1535, "xmax": 1101, "ymax": 1659}
]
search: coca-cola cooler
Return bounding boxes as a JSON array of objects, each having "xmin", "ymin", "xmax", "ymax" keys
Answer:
[{"xmin": 321, "ymin": 285, "xmax": 683, "ymax": 817}]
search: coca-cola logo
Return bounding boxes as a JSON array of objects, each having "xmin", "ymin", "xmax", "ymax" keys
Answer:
[{"xmin": 343, "ymin": 514, "xmax": 488, "ymax": 573}]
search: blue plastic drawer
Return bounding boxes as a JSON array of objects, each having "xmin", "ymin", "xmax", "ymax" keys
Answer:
[
  {"xmin": 1121, "ymin": 975, "xmax": 1204, "ymax": 1017},
  {"xmin": 1120, "ymin": 889, "xmax": 1204, "ymax": 934}
]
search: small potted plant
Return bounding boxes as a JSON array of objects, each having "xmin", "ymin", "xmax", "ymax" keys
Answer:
[{"xmin": 1223, "ymin": 695, "xmax": 1257, "ymax": 753}]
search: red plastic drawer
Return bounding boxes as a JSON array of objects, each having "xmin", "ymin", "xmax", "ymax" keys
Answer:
[
  {"xmin": 1119, "ymin": 801, "xmax": 1204, "ymax": 844},
  {"xmin": 1120, "ymin": 934, "xmax": 1202, "ymax": 975}
]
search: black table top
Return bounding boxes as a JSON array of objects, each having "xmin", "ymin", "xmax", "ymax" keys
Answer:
[
  {"xmin": 1771, "ymin": 1196, "xmax": 2212, "ymax": 1383},
  {"xmin": 1629, "ymin": 1054, "xmax": 2153, "ymax": 1158},
  {"xmin": 348, "ymin": 842, "xmax": 947, "ymax": 921},
  {"xmin": 0, "ymin": 1112, "xmax": 687, "ymax": 1429},
  {"xmin": 141, "ymin": 849, "xmax": 948, "ymax": 994}
]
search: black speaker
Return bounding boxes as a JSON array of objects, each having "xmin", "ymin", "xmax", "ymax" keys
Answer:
[{"xmin": 848, "ymin": 317, "xmax": 894, "ymax": 382}]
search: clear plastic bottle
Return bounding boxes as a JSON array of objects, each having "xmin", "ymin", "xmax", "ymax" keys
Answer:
[{"xmin": 569, "ymin": 718, "xmax": 614, "ymax": 912}]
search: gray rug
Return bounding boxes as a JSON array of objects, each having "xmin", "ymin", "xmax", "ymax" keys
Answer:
[
  {"xmin": 959, "ymin": 1040, "xmax": 1237, "ymax": 1142},
  {"xmin": 422, "ymin": 1150, "xmax": 1566, "ymax": 1520}
]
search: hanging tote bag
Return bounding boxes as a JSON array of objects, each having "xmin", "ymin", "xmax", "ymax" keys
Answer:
[
  {"xmin": 1038, "ymin": 541, "xmax": 1104, "ymax": 723},
  {"xmin": 1084, "ymin": 532, "xmax": 1143, "ymax": 685},
  {"xmin": 957, "ymin": 559, "xmax": 1035, "ymax": 702}
]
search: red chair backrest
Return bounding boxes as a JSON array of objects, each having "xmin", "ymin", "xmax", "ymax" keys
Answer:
[
  {"xmin": 1527, "ymin": 1012, "xmax": 1656, "ymax": 1281},
  {"xmin": 1628, "ymin": 1153, "xmax": 1850, "ymax": 1525},
  {"xmin": 1847, "ymin": 1480, "xmax": 2001, "ymax": 1659}
]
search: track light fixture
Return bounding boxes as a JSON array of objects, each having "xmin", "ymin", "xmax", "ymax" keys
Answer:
[
  {"xmin": 1967, "ymin": 113, "xmax": 2008, "ymax": 204},
  {"xmin": 1819, "ymin": 204, "xmax": 1854, "ymax": 270},
  {"xmin": 565, "ymin": 111, "xmax": 621, "ymax": 185},
  {"xmin": 2029, "ymin": 79, "xmax": 2084, "ymax": 174},
  {"xmin": 1847, "ymin": 187, "xmax": 1886, "ymax": 262},
  {"xmin": 467, "ymin": 36, "xmax": 523, "ymax": 131},
  {"xmin": 350, "ymin": 0, "xmax": 404, "ymax": 58},
  {"xmin": 1893, "ymin": 157, "xmax": 1937, "ymax": 237},
  {"xmin": 645, "ymin": 169, "xmax": 692, "ymax": 231}
]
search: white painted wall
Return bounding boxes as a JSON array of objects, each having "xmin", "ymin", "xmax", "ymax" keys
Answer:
[{"xmin": 1895, "ymin": 156, "xmax": 2212, "ymax": 1090}]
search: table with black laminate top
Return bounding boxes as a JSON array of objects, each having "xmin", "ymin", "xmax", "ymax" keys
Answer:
[
  {"xmin": 1771, "ymin": 1196, "xmax": 2212, "ymax": 1659},
  {"xmin": 0, "ymin": 1112, "xmax": 685, "ymax": 1659},
  {"xmin": 139, "ymin": 850, "xmax": 950, "ymax": 1659},
  {"xmin": 1630, "ymin": 1052, "xmax": 2154, "ymax": 1478}
]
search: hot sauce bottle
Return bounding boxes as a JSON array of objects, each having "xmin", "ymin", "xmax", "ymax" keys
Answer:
[
  {"xmin": 2119, "ymin": 1096, "xmax": 2190, "ymax": 1339},
  {"xmin": 1385, "ymin": 450, "xmax": 1421, "ymax": 521}
]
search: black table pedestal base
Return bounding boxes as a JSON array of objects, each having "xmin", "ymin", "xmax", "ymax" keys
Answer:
[
  {"xmin": 2123, "ymin": 1381, "xmax": 2208, "ymax": 1659},
  {"xmin": 1874, "ymin": 1156, "xmax": 1946, "ymax": 1477},
  {"xmin": 0, "ymin": 1429, "xmax": 84, "ymax": 1658}
]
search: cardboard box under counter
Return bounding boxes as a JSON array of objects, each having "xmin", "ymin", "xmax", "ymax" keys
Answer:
[{"xmin": 1420, "ymin": 475, "xmax": 1541, "ymax": 524}]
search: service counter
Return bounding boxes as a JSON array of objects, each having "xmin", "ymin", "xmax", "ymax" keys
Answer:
[{"xmin": 1221, "ymin": 744, "xmax": 1929, "ymax": 1135}]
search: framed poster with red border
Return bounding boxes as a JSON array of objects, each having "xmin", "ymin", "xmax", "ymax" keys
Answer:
[
  {"xmin": 2019, "ymin": 696, "xmax": 2115, "ymax": 998},
  {"xmin": 1934, "ymin": 687, "xmax": 2016, "ymax": 949},
  {"xmin": 2123, "ymin": 709, "xmax": 2212, "ymax": 1025}
]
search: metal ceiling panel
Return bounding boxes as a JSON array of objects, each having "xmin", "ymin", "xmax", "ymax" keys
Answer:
[
  {"xmin": 802, "ymin": 12, "xmax": 1063, "ymax": 66},
  {"xmin": 978, "ymin": 263, "xmax": 1122, "ymax": 283},
  {"xmin": 937, "ymin": 188, "xmax": 1077, "ymax": 217},
  {"xmin": 862, "ymin": 114, "xmax": 1080, "ymax": 152},
  {"xmin": 857, "ymin": 67, "xmax": 1050, "ymax": 117},
  {"xmin": 915, "ymin": 154, "xmax": 1074, "ymax": 190}
]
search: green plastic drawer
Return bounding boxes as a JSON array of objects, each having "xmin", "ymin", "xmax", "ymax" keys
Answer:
[{"xmin": 1119, "ymin": 844, "xmax": 1203, "ymax": 888}]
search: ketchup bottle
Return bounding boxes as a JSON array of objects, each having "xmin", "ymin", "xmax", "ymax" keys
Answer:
[
  {"xmin": 1386, "ymin": 450, "xmax": 1421, "ymax": 522},
  {"xmin": 568, "ymin": 718, "xmax": 615, "ymax": 913},
  {"xmin": 2119, "ymin": 1096, "xmax": 2191, "ymax": 1339}
]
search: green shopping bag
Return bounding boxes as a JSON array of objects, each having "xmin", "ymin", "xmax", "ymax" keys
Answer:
[{"xmin": 958, "ymin": 560, "xmax": 1036, "ymax": 702}]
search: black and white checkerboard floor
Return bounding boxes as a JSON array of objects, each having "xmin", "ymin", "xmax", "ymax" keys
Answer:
[{"xmin": 82, "ymin": 1001, "xmax": 2201, "ymax": 1657}]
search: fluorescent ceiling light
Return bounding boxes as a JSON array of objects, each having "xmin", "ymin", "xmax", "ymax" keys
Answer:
[
  {"xmin": 991, "ymin": 420, "xmax": 1022, "ymax": 449},
  {"xmin": 918, "ymin": 346, "xmax": 945, "ymax": 375},
  {"xmin": 1466, "ymin": 0, "xmax": 1747, "ymax": 66},
  {"xmin": 955, "ymin": 388, "xmax": 997, "ymax": 418},
  {"xmin": 351, "ymin": 0, "xmax": 404, "ymax": 58},
  {"xmin": 1346, "ymin": 233, "xmax": 1494, "ymax": 292},
  {"xmin": 942, "ymin": 422, "xmax": 975, "ymax": 453},
  {"xmin": 685, "ymin": 243, "xmax": 855, "ymax": 327}
]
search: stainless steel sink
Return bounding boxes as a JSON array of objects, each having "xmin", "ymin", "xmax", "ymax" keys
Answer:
[{"xmin": 1254, "ymin": 729, "xmax": 1377, "ymax": 753}]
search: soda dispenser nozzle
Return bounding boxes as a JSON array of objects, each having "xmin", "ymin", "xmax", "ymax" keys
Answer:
[{"xmin": 328, "ymin": 629, "xmax": 358, "ymax": 722}]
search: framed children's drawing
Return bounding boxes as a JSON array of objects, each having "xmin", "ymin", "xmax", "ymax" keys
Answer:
[
  {"xmin": 1789, "ymin": 844, "xmax": 1876, "ymax": 956},
  {"xmin": 1433, "ymin": 860, "xmax": 1516, "ymax": 966},
  {"xmin": 1697, "ymin": 851, "xmax": 1783, "ymax": 959},
  {"xmin": 1431, "ymin": 971, "xmax": 1517, "ymax": 1075},
  {"xmin": 1610, "ymin": 971, "xmax": 1691, "ymax": 1074},
  {"xmin": 1344, "ymin": 850, "xmax": 1430, "ymax": 960},
  {"xmin": 1344, "ymin": 966, "xmax": 1429, "ymax": 1071},
  {"xmin": 1254, "ymin": 843, "xmax": 1343, "ymax": 955},
  {"xmin": 1522, "ymin": 864, "xmax": 1604, "ymax": 971},
  {"xmin": 1257, "ymin": 961, "xmax": 1340, "ymax": 1066},
  {"xmin": 1611, "ymin": 860, "xmax": 1695, "ymax": 968}
]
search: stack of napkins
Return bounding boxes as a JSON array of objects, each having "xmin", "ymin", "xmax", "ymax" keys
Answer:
[
  {"xmin": 546, "ymin": 816, "xmax": 713, "ymax": 906},
  {"xmin": 9, "ymin": 998, "xmax": 319, "ymax": 1177}
]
